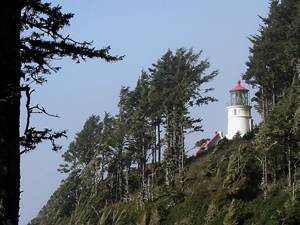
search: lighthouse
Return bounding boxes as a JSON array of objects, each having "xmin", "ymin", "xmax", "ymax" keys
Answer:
[{"xmin": 227, "ymin": 80, "xmax": 252, "ymax": 139}]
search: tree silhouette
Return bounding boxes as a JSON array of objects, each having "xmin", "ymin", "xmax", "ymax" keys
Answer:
[{"xmin": 0, "ymin": 1, "xmax": 122, "ymax": 224}]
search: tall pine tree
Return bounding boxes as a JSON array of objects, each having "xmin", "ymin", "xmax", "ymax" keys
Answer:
[{"xmin": 0, "ymin": 1, "xmax": 121, "ymax": 224}]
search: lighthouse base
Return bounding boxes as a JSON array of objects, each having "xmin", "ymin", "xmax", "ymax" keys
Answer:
[{"xmin": 227, "ymin": 105, "xmax": 252, "ymax": 139}]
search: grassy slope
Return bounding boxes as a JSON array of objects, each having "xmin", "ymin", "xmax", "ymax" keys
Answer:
[
  {"xmin": 134, "ymin": 139, "xmax": 288, "ymax": 225},
  {"xmin": 30, "ymin": 138, "xmax": 296, "ymax": 225}
]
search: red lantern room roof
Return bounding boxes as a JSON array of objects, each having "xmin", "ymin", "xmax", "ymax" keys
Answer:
[{"xmin": 230, "ymin": 80, "xmax": 248, "ymax": 91}]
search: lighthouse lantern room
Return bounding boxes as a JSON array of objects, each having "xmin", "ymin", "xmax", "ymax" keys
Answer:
[{"xmin": 227, "ymin": 80, "xmax": 252, "ymax": 139}]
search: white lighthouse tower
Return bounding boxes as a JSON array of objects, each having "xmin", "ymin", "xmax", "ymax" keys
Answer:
[{"xmin": 227, "ymin": 80, "xmax": 252, "ymax": 139}]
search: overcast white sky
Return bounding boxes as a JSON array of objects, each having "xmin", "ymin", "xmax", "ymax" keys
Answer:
[{"xmin": 20, "ymin": 1, "xmax": 269, "ymax": 224}]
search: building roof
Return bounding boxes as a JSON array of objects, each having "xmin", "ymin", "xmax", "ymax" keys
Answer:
[
  {"xmin": 195, "ymin": 131, "xmax": 221, "ymax": 156},
  {"xmin": 230, "ymin": 80, "xmax": 248, "ymax": 91}
]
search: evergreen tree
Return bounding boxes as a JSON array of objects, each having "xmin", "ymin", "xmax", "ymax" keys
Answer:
[
  {"xmin": 59, "ymin": 115, "xmax": 102, "ymax": 174},
  {"xmin": 255, "ymin": 81, "xmax": 300, "ymax": 198},
  {"xmin": 0, "ymin": 2, "xmax": 22, "ymax": 224},
  {"xmin": 244, "ymin": 0, "xmax": 300, "ymax": 117},
  {"xmin": 0, "ymin": 1, "xmax": 121, "ymax": 224},
  {"xmin": 149, "ymin": 48, "xmax": 217, "ymax": 186},
  {"xmin": 41, "ymin": 47, "xmax": 217, "ymax": 216}
]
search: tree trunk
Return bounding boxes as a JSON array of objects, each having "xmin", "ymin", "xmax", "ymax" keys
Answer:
[
  {"xmin": 124, "ymin": 167, "xmax": 129, "ymax": 202},
  {"xmin": 0, "ymin": 1, "xmax": 21, "ymax": 225},
  {"xmin": 288, "ymin": 142, "xmax": 292, "ymax": 188},
  {"xmin": 118, "ymin": 168, "xmax": 123, "ymax": 202},
  {"xmin": 264, "ymin": 154, "xmax": 268, "ymax": 200},
  {"xmin": 292, "ymin": 165, "xmax": 298, "ymax": 202},
  {"xmin": 180, "ymin": 124, "xmax": 185, "ymax": 189},
  {"xmin": 272, "ymin": 81, "xmax": 276, "ymax": 109},
  {"xmin": 261, "ymin": 87, "xmax": 265, "ymax": 120},
  {"xmin": 153, "ymin": 124, "xmax": 156, "ymax": 165},
  {"xmin": 157, "ymin": 120, "xmax": 161, "ymax": 164},
  {"xmin": 141, "ymin": 138, "xmax": 146, "ymax": 202},
  {"xmin": 101, "ymin": 153, "xmax": 105, "ymax": 182}
]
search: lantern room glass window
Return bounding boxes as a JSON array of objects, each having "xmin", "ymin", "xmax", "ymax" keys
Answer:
[{"xmin": 230, "ymin": 90, "xmax": 249, "ymax": 106}]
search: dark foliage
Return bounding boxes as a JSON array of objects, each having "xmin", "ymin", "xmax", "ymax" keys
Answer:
[{"xmin": 0, "ymin": 1, "xmax": 122, "ymax": 224}]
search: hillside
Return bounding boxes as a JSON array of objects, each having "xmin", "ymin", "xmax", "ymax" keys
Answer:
[
  {"xmin": 28, "ymin": 80, "xmax": 300, "ymax": 225},
  {"xmin": 27, "ymin": 1, "xmax": 300, "ymax": 223},
  {"xmin": 28, "ymin": 136, "xmax": 300, "ymax": 225}
]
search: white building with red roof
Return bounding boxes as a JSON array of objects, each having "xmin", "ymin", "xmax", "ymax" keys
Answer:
[
  {"xmin": 227, "ymin": 80, "xmax": 253, "ymax": 139},
  {"xmin": 194, "ymin": 80, "xmax": 253, "ymax": 156},
  {"xmin": 195, "ymin": 131, "xmax": 223, "ymax": 156}
]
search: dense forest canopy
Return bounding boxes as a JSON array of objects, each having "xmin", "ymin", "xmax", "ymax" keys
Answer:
[
  {"xmin": 244, "ymin": 0, "xmax": 300, "ymax": 118},
  {"xmin": 58, "ymin": 47, "xmax": 217, "ymax": 201},
  {"xmin": 29, "ymin": 81, "xmax": 300, "ymax": 225},
  {"xmin": 28, "ymin": 47, "xmax": 218, "ymax": 225}
]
